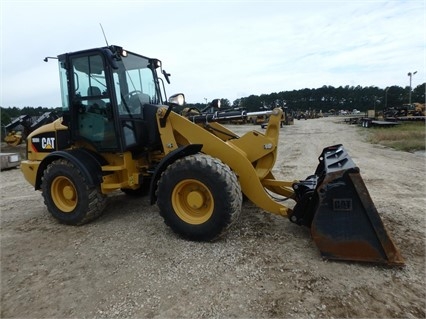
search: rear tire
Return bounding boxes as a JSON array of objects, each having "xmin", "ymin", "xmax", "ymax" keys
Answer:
[
  {"xmin": 157, "ymin": 154, "xmax": 242, "ymax": 241},
  {"xmin": 41, "ymin": 159, "xmax": 106, "ymax": 225}
]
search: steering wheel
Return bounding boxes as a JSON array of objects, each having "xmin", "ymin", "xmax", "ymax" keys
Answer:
[
  {"xmin": 123, "ymin": 90, "xmax": 143, "ymax": 113},
  {"xmin": 124, "ymin": 90, "xmax": 143, "ymax": 101}
]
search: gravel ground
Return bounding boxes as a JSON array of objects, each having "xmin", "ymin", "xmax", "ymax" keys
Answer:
[{"xmin": 1, "ymin": 116, "xmax": 425, "ymax": 318}]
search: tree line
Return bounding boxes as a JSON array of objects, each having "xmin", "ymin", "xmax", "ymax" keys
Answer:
[
  {"xmin": 173, "ymin": 84, "xmax": 425, "ymax": 113},
  {"xmin": 1, "ymin": 83, "xmax": 425, "ymax": 127},
  {"xmin": 230, "ymin": 83, "xmax": 425, "ymax": 113}
]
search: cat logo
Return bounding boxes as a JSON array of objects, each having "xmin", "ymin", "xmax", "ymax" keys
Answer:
[
  {"xmin": 41, "ymin": 137, "xmax": 55, "ymax": 150},
  {"xmin": 333, "ymin": 198, "xmax": 353, "ymax": 211}
]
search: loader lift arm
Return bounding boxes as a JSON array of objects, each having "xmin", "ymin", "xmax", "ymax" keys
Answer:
[{"xmin": 156, "ymin": 107, "xmax": 295, "ymax": 216}]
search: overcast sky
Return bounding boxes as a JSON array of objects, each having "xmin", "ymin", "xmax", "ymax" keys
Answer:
[{"xmin": 1, "ymin": 0, "xmax": 424, "ymax": 108}]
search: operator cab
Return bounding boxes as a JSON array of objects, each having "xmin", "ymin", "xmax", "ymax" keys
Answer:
[{"xmin": 58, "ymin": 45, "xmax": 165, "ymax": 153}]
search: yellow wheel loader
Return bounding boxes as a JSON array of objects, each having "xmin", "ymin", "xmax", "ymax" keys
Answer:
[
  {"xmin": 21, "ymin": 45, "xmax": 404, "ymax": 265},
  {"xmin": 4, "ymin": 131, "xmax": 23, "ymax": 146}
]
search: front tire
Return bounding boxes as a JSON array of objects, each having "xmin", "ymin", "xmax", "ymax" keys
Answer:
[
  {"xmin": 41, "ymin": 159, "xmax": 106, "ymax": 225},
  {"xmin": 157, "ymin": 154, "xmax": 242, "ymax": 241}
]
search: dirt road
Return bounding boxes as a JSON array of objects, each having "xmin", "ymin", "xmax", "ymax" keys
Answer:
[{"xmin": 1, "ymin": 117, "xmax": 425, "ymax": 318}]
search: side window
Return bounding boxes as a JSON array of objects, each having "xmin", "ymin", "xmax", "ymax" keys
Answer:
[
  {"xmin": 71, "ymin": 54, "xmax": 118, "ymax": 150},
  {"xmin": 73, "ymin": 55, "xmax": 107, "ymax": 101},
  {"xmin": 126, "ymin": 68, "xmax": 157, "ymax": 101},
  {"xmin": 58, "ymin": 62, "xmax": 69, "ymax": 111},
  {"xmin": 115, "ymin": 68, "xmax": 158, "ymax": 116}
]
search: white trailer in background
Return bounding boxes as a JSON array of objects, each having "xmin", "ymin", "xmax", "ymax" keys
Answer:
[{"xmin": 0, "ymin": 153, "xmax": 21, "ymax": 170}]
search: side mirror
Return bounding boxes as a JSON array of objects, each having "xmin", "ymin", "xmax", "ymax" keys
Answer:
[
  {"xmin": 168, "ymin": 93, "xmax": 185, "ymax": 106},
  {"xmin": 161, "ymin": 93, "xmax": 185, "ymax": 128}
]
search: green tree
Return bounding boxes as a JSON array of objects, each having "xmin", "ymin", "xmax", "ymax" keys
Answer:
[
  {"xmin": 1, "ymin": 109, "xmax": 11, "ymax": 127},
  {"xmin": 412, "ymin": 83, "xmax": 425, "ymax": 104},
  {"xmin": 232, "ymin": 84, "xmax": 422, "ymax": 114},
  {"xmin": 220, "ymin": 98, "xmax": 231, "ymax": 109},
  {"xmin": 240, "ymin": 95, "xmax": 263, "ymax": 111}
]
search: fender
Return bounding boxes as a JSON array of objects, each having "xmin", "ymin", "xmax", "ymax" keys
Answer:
[
  {"xmin": 150, "ymin": 144, "xmax": 203, "ymax": 205},
  {"xmin": 35, "ymin": 148, "xmax": 107, "ymax": 190}
]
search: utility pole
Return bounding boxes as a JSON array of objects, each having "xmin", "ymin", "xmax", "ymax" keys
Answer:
[
  {"xmin": 407, "ymin": 71, "xmax": 417, "ymax": 105},
  {"xmin": 385, "ymin": 87, "xmax": 390, "ymax": 109}
]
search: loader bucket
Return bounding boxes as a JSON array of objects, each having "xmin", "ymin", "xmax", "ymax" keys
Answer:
[{"xmin": 310, "ymin": 145, "xmax": 404, "ymax": 266}]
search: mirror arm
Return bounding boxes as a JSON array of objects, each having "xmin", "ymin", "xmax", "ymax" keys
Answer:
[
  {"xmin": 162, "ymin": 70, "xmax": 171, "ymax": 84},
  {"xmin": 160, "ymin": 105, "xmax": 173, "ymax": 128},
  {"xmin": 158, "ymin": 78, "xmax": 167, "ymax": 103}
]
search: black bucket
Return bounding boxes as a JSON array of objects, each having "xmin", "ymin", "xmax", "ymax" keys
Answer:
[{"xmin": 293, "ymin": 145, "xmax": 404, "ymax": 266}]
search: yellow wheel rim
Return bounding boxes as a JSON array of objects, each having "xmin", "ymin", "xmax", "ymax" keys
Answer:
[
  {"xmin": 172, "ymin": 179, "xmax": 214, "ymax": 225},
  {"xmin": 51, "ymin": 176, "xmax": 77, "ymax": 213}
]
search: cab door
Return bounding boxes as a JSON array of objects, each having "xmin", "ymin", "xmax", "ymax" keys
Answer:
[{"xmin": 68, "ymin": 52, "xmax": 119, "ymax": 151}]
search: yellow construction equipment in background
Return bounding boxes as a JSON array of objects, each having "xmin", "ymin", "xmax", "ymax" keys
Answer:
[{"xmin": 4, "ymin": 131, "xmax": 23, "ymax": 146}]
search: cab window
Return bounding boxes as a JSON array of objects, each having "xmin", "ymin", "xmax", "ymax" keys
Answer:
[{"xmin": 70, "ymin": 54, "xmax": 118, "ymax": 150}]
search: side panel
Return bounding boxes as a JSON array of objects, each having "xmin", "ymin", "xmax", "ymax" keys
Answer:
[
  {"xmin": 22, "ymin": 118, "xmax": 71, "ymax": 187},
  {"xmin": 29, "ymin": 130, "xmax": 70, "ymax": 153},
  {"xmin": 26, "ymin": 118, "xmax": 70, "ymax": 161}
]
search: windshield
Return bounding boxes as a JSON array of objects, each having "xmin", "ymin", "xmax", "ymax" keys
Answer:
[{"xmin": 113, "ymin": 52, "xmax": 162, "ymax": 115}]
